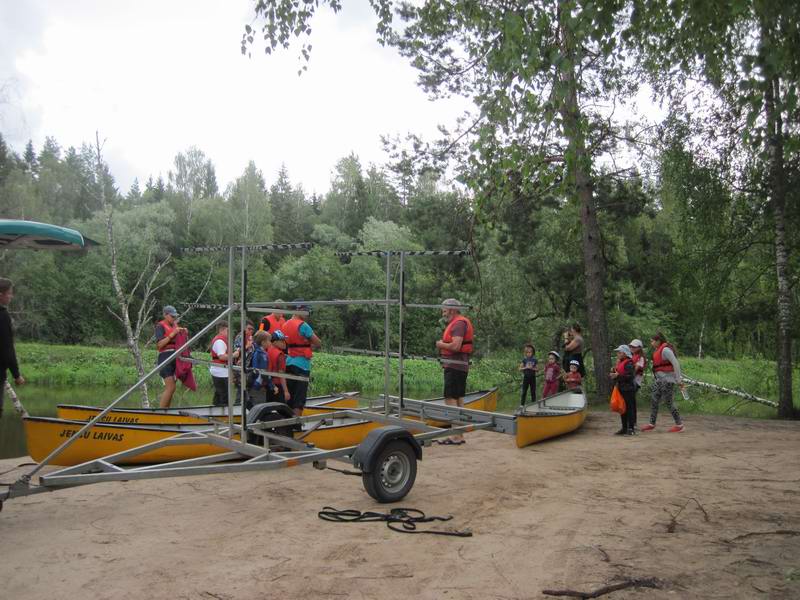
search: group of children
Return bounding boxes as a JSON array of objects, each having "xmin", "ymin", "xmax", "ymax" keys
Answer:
[{"xmin": 518, "ymin": 344, "xmax": 583, "ymax": 405}]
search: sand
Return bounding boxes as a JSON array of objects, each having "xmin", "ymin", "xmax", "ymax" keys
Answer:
[{"xmin": 1, "ymin": 411, "xmax": 799, "ymax": 600}]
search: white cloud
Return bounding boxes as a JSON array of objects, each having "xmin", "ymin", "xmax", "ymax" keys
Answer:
[{"xmin": 0, "ymin": 0, "xmax": 469, "ymax": 195}]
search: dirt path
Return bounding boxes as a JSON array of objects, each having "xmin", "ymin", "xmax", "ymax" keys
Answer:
[{"xmin": 1, "ymin": 412, "xmax": 799, "ymax": 599}]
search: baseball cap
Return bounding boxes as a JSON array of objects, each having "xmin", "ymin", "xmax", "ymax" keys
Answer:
[
  {"xmin": 629, "ymin": 339, "xmax": 643, "ymax": 348},
  {"xmin": 442, "ymin": 298, "xmax": 462, "ymax": 308},
  {"xmin": 614, "ymin": 344, "xmax": 633, "ymax": 358},
  {"xmin": 163, "ymin": 305, "xmax": 178, "ymax": 317}
]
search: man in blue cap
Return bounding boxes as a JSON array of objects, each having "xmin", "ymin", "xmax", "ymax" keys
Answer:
[{"xmin": 281, "ymin": 300, "xmax": 321, "ymax": 415}]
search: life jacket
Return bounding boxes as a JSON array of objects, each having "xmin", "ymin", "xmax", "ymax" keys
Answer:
[
  {"xmin": 267, "ymin": 345, "xmax": 286, "ymax": 385},
  {"xmin": 440, "ymin": 315, "xmax": 474, "ymax": 356},
  {"xmin": 158, "ymin": 319, "xmax": 177, "ymax": 351},
  {"xmin": 210, "ymin": 333, "xmax": 228, "ymax": 364},
  {"xmin": 283, "ymin": 317, "xmax": 313, "ymax": 359},
  {"xmin": 652, "ymin": 343, "xmax": 676, "ymax": 373},
  {"xmin": 259, "ymin": 313, "xmax": 286, "ymax": 333},
  {"xmin": 615, "ymin": 357, "xmax": 633, "ymax": 377}
]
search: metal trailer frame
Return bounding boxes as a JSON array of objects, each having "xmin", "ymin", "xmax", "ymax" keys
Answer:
[{"xmin": 1, "ymin": 244, "xmax": 505, "ymax": 507}]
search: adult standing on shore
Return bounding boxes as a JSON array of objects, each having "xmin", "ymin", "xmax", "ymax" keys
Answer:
[
  {"xmin": 283, "ymin": 301, "xmax": 321, "ymax": 416},
  {"xmin": 435, "ymin": 298, "xmax": 473, "ymax": 445},
  {"xmin": 259, "ymin": 302, "xmax": 286, "ymax": 335},
  {"xmin": 562, "ymin": 323, "xmax": 586, "ymax": 377},
  {"xmin": 641, "ymin": 332, "xmax": 685, "ymax": 433},
  {"xmin": 0, "ymin": 278, "xmax": 25, "ymax": 411},
  {"xmin": 154, "ymin": 305, "xmax": 187, "ymax": 408}
]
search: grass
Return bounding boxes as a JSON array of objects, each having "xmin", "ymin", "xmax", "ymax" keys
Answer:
[{"xmin": 14, "ymin": 342, "xmax": 800, "ymax": 417}]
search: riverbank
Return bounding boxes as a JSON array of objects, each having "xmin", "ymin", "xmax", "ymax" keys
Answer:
[
  {"xmin": 2, "ymin": 411, "xmax": 798, "ymax": 599},
  {"xmin": 14, "ymin": 342, "xmax": 800, "ymax": 416}
]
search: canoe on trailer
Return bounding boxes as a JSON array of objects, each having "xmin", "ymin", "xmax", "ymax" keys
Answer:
[
  {"xmin": 514, "ymin": 389, "xmax": 587, "ymax": 448},
  {"xmin": 56, "ymin": 393, "xmax": 359, "ymax": 425},
  {"xmin": 24, "ymin": 409, "xmax": 426, "ymax": 466},
  {"xmin": 382, "ymin": 388, "xmax": 498, "ymax": 426}
]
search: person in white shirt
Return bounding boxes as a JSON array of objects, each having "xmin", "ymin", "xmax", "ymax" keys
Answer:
[{"xmin": 209, "ymin": 322, "xmax": 240, "ymax": 406}]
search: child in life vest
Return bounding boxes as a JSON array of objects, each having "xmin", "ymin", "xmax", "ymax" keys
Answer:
[
  {"xmin": 542, "ymin": 351, "xmax": 561, "ymax": 398},
  {"xmin": 519, "ymin": 344, "xmax": 538, "ymax": 405},
  {"xmin": 562, "ymin": 359, "xmax": 582, "ymax": 391}
]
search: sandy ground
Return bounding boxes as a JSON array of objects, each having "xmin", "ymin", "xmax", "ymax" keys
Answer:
[{"xmin": 1, "ymin": 411, "xmax": 799, "ymax": 600}]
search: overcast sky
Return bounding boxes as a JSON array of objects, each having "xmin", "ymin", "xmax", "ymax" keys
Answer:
[{"xmin": 0, "ymin": 0, "xmax": 468, "ymax": 196}]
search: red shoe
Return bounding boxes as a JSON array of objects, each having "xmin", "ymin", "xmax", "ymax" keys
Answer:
[
  {"xmin": 668, "ymin": 424, "xmax": 684, "ymax": 433},
  {"xmin": 640, "ymin": 424, "xmax": 655, "ymax": 432}
]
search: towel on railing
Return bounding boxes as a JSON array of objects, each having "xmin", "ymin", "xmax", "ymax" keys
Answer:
[{"xmin": 173, "ymin": 330, "xmax": 197, "ymax": 391}]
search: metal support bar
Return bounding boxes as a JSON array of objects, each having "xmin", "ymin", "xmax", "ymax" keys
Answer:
[
  {"xmin": 181, "ymin": 242, "xmax": 312, "ymax": 253},
  {"xmin": 21, "ymin": 306, "xmax": 234, "ymax": 482},
  {"xmin": 335, "ymin": 250, "xmax": 470, "ymax": 257},
  {"xmin": 331, "ymin": 346, "xmax": 470, "ymax": 367},
  {"xmin": 182, "ymin": 357, "xmax": 310, "ymax": 382}
]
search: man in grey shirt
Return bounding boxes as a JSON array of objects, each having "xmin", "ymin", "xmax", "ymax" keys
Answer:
[{"xmin": 641, "ymin": 332, "xmax": 685, "ymax": 432}]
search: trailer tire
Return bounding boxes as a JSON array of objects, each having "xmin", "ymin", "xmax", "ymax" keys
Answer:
[{"xmin": 361, "ymin": 439, "xmax": 417, "ymax": 503}]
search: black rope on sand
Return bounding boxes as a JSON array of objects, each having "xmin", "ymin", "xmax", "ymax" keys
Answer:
[{"xmin": 318, "ymin": 506, "xmax": 473, "ymax": 537}]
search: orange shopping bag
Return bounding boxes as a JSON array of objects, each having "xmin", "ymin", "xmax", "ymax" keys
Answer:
[{"xmin": 610, "ymin": 385, "xmax": 626, "ymax": 414}]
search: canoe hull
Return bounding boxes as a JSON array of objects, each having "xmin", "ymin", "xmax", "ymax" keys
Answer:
[
  {"xmin": 56, "ymin": 394, "xmax": 358, "ymax": 425},
  {"xmin": 24, "ymin": 418, "xmax": 230, "ymax": 466},
  {"xmin": 515, "ymin": 390, "xmax": 587, "ymax": 448}
]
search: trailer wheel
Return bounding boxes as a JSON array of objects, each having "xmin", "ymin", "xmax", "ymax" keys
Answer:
[{"xmin": 362, "ymin": 439, "xmax": 417, "ymax": 503}]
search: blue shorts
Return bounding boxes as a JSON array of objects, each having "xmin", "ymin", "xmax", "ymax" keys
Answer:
[{"xmin": 157, "ymin": 351, "xmax": 176, "ymax": 379}]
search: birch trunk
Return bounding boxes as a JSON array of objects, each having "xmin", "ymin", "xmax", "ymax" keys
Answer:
[
  {"xmin": 558, "ymin": 4, "xmax": 612, "ymax": 402},
  {"xmin": 761, "ymin": 61, "xmax": 795, "ymax": 419},
  {"xmin": 95, "ymin": 133, "xmax": 150, "ymax": 407}
]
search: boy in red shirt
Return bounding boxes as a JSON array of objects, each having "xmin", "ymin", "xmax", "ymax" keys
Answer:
[{"xmin": 563, "ymin": 359, "xmax": 583, "ymax": 391}]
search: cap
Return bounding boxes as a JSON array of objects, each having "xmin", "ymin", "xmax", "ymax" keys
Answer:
[
  {"xmin": 271, "ymin": 330, "xmax": 286, "ymax": 342},
  {"xmin": 163, "ymin": 305, "xmax": 178, "ymax": 317},
  {"xmin": 442, "ymin": 298, "xmax": 462, "ymax": 308},
  {"xmin": 614, "ymin": 344, "xmax": 633, "ymax": 358},
  {"xmin": 629, "ymin": 339, "xmax": 643, "ymax": 348},
  {"xmin": 548, "ymin": 350, "xmax": 560, "ymax": 359},
  {"xmin": 292, "ymin": 299, "xmax": 311, "ymax": 313},
  {"xmin": 569, "ymin": 359, "xmax": 580, "ymax": 366}
]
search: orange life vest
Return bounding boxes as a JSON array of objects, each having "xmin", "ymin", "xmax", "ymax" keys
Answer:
[
  {"xmin": 267, "ymin": 345, "xmax": 286, "ymax": 385},
  {"xmin": 158, "ymin": 319, "xmax": 177, "ymax": 351},
  {"xmin": 210, "ymin": 333, "xmax": 228, "ymax": 364},
  {"xmin": 259, "ymin": 313, "xmax": 286, "ymax": 333},
  {"xmin": 283, "ymin": 317, "xmax": 313, "ymax": 359},
  {"xmin": 652, "ymin": 343, "xmax": 675, "ymax": 373},
  {"xmin": 440, "ymin": 315, "xmax": 474, "ymax": 356}
]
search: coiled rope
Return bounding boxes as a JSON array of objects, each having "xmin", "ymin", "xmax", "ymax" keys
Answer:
[{"xmin": 318, "ymin": 506, "xmax": 473, "ymax": 537}]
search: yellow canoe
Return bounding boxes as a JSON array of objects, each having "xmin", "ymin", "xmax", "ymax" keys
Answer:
[
  {"xmin": 382, "ymin": 388, "xmax": 498, "ymax": 426},
  {"xmin": 56, "ymin": 393, "xmax": 359, "ymax": 425},
  {"xmin": 515, "ymin": 390, "xmax": 587, "ymax": 448},
  {"xmin": 24, "ymin": 417, "xmax": 232, "ymax": 466}
]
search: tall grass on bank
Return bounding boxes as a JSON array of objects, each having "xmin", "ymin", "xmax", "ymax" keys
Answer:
[{"xmin": 15, "ymin": 343, "xmax": 799, "ymax": 417}]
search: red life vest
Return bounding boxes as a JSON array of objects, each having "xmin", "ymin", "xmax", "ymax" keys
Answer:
[
  {"xmin": 158, "ymin": 319, "xmax": 177, "ymax": 351},
  {"xmin": 267, "ymin": 346, "xmax": 286, "ymax": 385},
  {"xmin": 615, "ymin": 357, "xmax": 633, "ymax": 377},
  {"xmin": 283, "ymin": 317, "xmax": 313, "ymax": 359},
  {"xmin": 210, "ymin": 333, "xmax": 228, "ymax": 364},
  {"xmin": 652, "ymin": 343, "xmax": 676, "ymax": 373},
  {"xmin": 441, "ymin": 315, "xmax": 474, "ymax": 356},
  {"xmin": 259, "ymin": 313, "xmax": 286, "ymax": 333}
]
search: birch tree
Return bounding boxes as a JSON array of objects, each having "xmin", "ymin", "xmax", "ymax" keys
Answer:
[{"xmin": 95, "ymin": 133, "xmax": 171, "ymax": 407}]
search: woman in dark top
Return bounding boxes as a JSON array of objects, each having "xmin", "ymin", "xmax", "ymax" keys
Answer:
[
  {"xmin": 562, "ymin": 323, "xmax": 586, "ymax": 378},
  {"xmin": 610, "ymin": 344, "xmax": 637, "ymax": 436},
  {"xmin": 0, "ymin": 278, "xmax": 25, "ymax": 411}
]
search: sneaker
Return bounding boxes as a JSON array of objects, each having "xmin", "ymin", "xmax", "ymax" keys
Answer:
[
  {"xmin": 668, "ymin": 424, "xmax": 685, "ymax": 433},
  {"xmin": 640, "ymin": 424, "xmax": 655, "ymax": 432},
  {"xmin": 613, "ymin": 429, "xmax": 627, "ymax": 435},
  {"xmin": 627, "ymin": 429, "xmax": 637, "ymax": 436}
]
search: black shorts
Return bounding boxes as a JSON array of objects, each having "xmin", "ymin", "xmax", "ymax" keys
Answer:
[
  {"xmin": 286, "ymin": 365, "xmax": 309, "ymax": 411},
  {"xmin": 157, "ymin": 351, "xmax": 176, "ymax": 379},
  {"xmin": 443, "ymin": 368, "xmax": 468, "ymax": 399}
]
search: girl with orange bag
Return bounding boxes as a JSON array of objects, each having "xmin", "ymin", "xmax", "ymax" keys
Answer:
[{"xmin": 610, "ymin": 344, "xmax": 637, "ymax": 436}]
